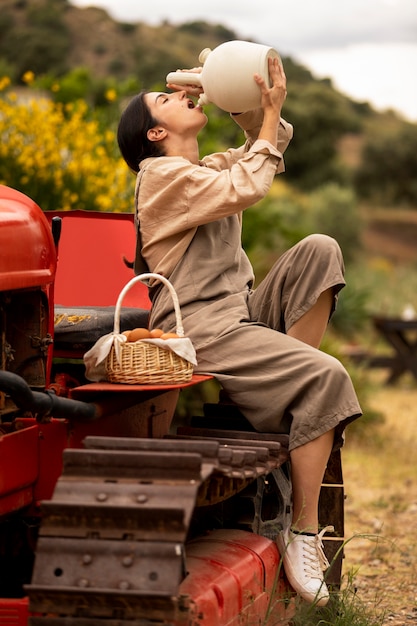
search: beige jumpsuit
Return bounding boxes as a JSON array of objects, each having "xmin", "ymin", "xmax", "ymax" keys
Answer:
[{"xmin": 136, "ymin": 110, "xmax": 362, "ymax": 451}]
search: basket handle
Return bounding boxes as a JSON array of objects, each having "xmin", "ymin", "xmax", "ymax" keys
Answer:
[{"xmin": 113, "ymin": 273, "xmax": 185, "ymax": 337}]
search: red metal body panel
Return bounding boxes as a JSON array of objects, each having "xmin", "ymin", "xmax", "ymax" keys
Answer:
[
  {"xmin": 0, "ymin": 186, "xmax": 56, "ymax": 291},
  {"xmin": 0, "ymin": 420, "xmax": 68, "ymax": 517},
  {"xmin": 0, "ymin": 598, "xmax": 29, "ymax": 626},
  {"xmin": 179, "ymin": 530, "xmax": 294, "ymax": 625},
  {"xmin": 0, "ymin": 425, "xmax": 38, "ymax": 516},
  {"xmin": 32, "ymin": 419, "xmax": 69, "ymax": 504}
]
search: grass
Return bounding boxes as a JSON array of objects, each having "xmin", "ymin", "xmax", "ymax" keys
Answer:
[
  {"xmin": 338, "ymin": 372, "xmax": 417, "ymax": 624},
  {"xmin": 289, "ymin": 569, "xmax": 386, "ymax": 625}
]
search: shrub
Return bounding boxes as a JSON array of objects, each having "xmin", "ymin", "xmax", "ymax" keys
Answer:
[
  {"xmin": 0, "ymin": 92, "xmax": 135, "ymax": 212},
  {"xmin": 307, "ymin": 182, "xmax": 363, "ymax": 265}
]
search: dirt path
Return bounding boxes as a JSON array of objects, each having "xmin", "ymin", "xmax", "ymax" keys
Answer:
[{"xmin": 342, "ymin": 373, "xmax": 417, "ymax": 624}]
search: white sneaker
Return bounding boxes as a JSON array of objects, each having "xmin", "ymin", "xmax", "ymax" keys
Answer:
[{"xmin": 277, "ymin": 525, "xmax": 334, "ymax": 606}]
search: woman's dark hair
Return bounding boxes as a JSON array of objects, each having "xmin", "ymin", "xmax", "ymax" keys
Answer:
[{"xmin": 117, "ymin": 90, "xmax": 164, "ymax": 173}]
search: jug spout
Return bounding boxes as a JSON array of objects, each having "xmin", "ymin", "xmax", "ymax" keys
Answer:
[{"xmin": 197, "ymin": 93, "xmax": 210, "ymax": 107}]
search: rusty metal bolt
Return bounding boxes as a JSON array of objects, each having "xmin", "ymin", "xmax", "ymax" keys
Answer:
[
  {"xmin": 119, "ymin": 581, "xmax": 130, "ymax": 590},
  {"xmin": 122, "ymin": 556, "xmax": 133, "ymax": 567},
  {"xmin": 82, "ymin": 554, "xmax": 92, "ymax": 565},
  {"xmin": 136, "ymin": 494, "xmax": 148, "ymax": 504},
  {"xmin": 96, "ymin": 492, "xmax": 108, "ymax": 502}
]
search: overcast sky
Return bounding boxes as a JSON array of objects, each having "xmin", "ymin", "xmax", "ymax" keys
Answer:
[{"xmin": 71, "ymin": 0, "xmax": 417, "ymax": 121}]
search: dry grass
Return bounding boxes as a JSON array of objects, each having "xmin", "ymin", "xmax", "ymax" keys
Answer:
[{"xmin": 342, "ymin": 371, "xmax": 417, "ymax": 624}]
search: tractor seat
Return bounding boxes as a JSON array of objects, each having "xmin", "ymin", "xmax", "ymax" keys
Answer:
[{"xmin": 54, "ymin": 306, "xmax": 149, "ymax": 355}]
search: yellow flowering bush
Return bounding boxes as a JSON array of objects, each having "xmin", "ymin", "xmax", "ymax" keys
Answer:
[{"xmin": 0, "ymin": 92, "xmax": 135, "ymax": 212}]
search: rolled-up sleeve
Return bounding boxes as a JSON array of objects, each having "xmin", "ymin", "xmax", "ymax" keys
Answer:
[{"xmin": 232, "ymin": 110, "xmax": 293, "ymax": 173}]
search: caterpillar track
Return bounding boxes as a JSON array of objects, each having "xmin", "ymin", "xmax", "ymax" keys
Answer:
[{"xmin": 26, "ymin": 430, "xmax": 292, "ymax": 625}]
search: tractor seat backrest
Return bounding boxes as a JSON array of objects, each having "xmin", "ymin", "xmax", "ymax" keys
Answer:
[
  {"xmin": 46, "ymin": 211, "xmax": 151, "ymax": 355},
  {"xmin": 47, "ymin": 210, "xmax": 150, "ymax": 308}
]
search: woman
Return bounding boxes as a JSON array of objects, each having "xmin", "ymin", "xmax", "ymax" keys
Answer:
[{"xmin": 117, "ymin": 57, "xmax": 362, "ymax": 606}]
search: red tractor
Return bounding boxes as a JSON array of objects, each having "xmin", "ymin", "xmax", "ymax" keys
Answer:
[{"xmin": 0, "ymin": 185, "xmax": 344, "ymax": 626}]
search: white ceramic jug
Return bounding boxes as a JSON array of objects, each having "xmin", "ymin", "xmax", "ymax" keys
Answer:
[{"xmin": 166, "ymin": 40, "xmax": 280, "ymax": 113}]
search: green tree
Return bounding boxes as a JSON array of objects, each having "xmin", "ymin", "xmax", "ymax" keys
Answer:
[
  {"xmin": 242, "ymin": 182, "xmax": 309, "ymax": 279},
  {"xmin": 50, "ymin": 67, "xmax": 92, "ymax": 103},
  {"xmin": 198, "ymin": 105, "xmax": 242, "ymax": 156},
  {"xmin": 282, "ymin": 81, "xmax": 362, "ymax": 189},
  {"xmin": 356, "ymin": 120, "xmax": 417, "ymax": 206},
  {"xmin": 0, "ymin": 0, "xmax": 70, "ymax": 78},
  {"xmin": 307, "ymin": 183, "xmax": 362, "ymax": 264}
]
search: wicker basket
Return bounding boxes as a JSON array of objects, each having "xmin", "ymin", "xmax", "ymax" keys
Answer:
[{"xmin": 105, "ymin": 273, "xmax": 194, "ymax": 384}]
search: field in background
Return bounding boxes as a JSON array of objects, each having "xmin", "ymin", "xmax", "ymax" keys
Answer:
[{"xmin": 342, "ymin": 371, "xmax": 417, "ymax": 624}]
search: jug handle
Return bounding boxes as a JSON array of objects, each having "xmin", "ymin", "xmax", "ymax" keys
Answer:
[{"xmin": 166, "ymin": 72, "xmax": 203, "ymax": 87}]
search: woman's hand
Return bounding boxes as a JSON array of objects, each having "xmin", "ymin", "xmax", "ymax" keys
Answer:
[
  {"xmin": 255, "ymin": 56, "xmax": 287, "ymax": 117},
  {"xmin": 255, "ymin": 56, "xmax": 287, "ymax": 145},
  {"xmin": 166, "ymin": 67, "xmax": 204, "ymax": 97}
]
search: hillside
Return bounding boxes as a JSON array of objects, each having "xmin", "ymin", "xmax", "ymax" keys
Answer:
[{"xmin": 0, "ymin": 0, "xmax": 240, "ymax": 84}]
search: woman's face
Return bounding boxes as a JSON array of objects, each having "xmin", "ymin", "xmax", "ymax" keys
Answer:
[{"xmin": 144, "ymin": 90, "xmax": 207, "ymax": 137}]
